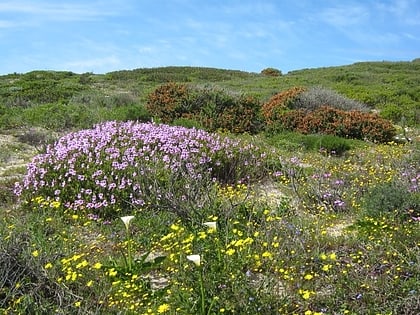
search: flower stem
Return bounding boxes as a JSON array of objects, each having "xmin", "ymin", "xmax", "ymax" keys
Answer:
[
  {"xmin": 199, "ymin": 268, "xmax": 205, "ymax": 315},
  {"xmin": 126, "ymin": 228, "xmax": 132, "ymax": 272}
]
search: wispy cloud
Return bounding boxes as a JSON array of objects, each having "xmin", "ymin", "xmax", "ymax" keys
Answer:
[
  {"xmin": 62, "ymin": 56, "xmax": 121, "ymax": 73},
  {"xmin": 220, "ymin": 2, "xmax": 277, "ymax": 16},
  {"xmin": 374, "ymin": 0, "xmax": 420, "ymax": 25},
  {"xmin": 0, "ymin": 20, "xmax": 19, "ymax": 29},
  {"xmin": 0, "ymin": 0, "xmax": 418, "ymax": 75},
  {"xmin": 320, "ymin": 4, "xmax": 370, "ymax": 28},
  {"xmin": 0, "ymin": 0, "xmax": 127, "ymax": 22}
]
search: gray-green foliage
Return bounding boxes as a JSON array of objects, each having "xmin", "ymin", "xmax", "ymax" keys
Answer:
[
  {"xmin": 362, "ymin": 180, "xmax": 419, "ymax": 219},
  {"xmin": 290, "ymin": 87, "xmax": 369, "ymax": 112}
]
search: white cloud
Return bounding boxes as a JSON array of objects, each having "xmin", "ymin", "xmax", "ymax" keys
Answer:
[
  {"xmin": 0, "ymin": 20, "xmax": 18, "ymax": 28},
  {"xmin": 0, "ymin": 0, "xmax": 127, "ymax": 22},
  {"xmin": 320, "ymin": 4, "xmax": 370, "ymax": 28},
  {"xmin": 375, "ymin": 0, "xmax": 420, "ymax": 25},
  {"xmin": 220, "ymin": 2, "xmax": 276, "ymax": 16},
  {"xmin": 62, "ymin": 56, "xmax": 121, "ymax": 73}
]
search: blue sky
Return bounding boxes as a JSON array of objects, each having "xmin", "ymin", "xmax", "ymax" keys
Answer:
[{"xmin": 0, "ymin": 0, "xmax": 419, "ymax": 75}]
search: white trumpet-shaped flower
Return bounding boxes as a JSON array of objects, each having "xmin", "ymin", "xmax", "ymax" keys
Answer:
[
  {"xmin": 203, "ymin": 221, "xmax": 217, "ymax": 230},
  {"xmin": 186, "ymin": 254, "xmax": 201, "ymax": 266},
  {"xmin": 120, "ymin": 215, "xmax": 135, "ymax": 230}
]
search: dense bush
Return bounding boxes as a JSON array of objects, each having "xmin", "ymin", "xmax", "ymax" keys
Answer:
[
  {"xmin": 15, "ymin": 121, "xmax": 272, "ymax": 220},
  {"xmin": 291, "ymin": 86, "xmax": 369, "ymax": 112},
  {"xmin": 261, "ymin": 87, "xmax": 305, "ymax": 125},
  {"xmin": 301, "ymin": 134, "xmax": 352, "ymax": 156},
  {"xmin": 145, "ymin": 82, "xmax": 189, "ymax": 123},
  {"xmin": 379, "ymin": 103, "xmax": 404, "ymax": 123},
  {"xmin": 274, "ymin": 106, "xmax": 396, "ymax": 142},
  {"xmin": 146, "ymin": 83, "xmax": 262, "ymax": 134},
  {"xmin": 260, "ymin": 68, "xmax": 282, "ymax": 76},
  {"xmin": 211, "ymin": 94, "xmax": 262, "ymax": 133}
]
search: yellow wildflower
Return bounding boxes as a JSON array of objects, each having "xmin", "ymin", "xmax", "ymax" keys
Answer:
[
  {"xmin": 226, "ymin": 248, "xmax": 236, "ymax": 256},
  {"xmin": 44, "ymin": 262, "xmax": 53, "ymax": 269},
  {"xmin": 92, "ymin": 262, "xmax": 102, "ymax": 269},
  {"xmin": 157, "ymin": 303, "xmax": 170, "ymax": 313},
  {"xmin": 304, "ymin": 274, "xmax": 314, "ymax": 280}
]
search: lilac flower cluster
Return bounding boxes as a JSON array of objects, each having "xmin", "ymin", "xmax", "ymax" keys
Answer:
[
  {"xmin": 309, "ymin": 172, "xmax": 347, "ymax": 212},
  {"xmin": 15, "ymin": 121, "xmax": 268, "ymax": 217}
]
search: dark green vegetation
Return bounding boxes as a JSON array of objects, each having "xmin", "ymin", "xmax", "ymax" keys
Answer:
[{"xmin": 0, "ymin": 61, "xmax": 419, "ymax": 315}]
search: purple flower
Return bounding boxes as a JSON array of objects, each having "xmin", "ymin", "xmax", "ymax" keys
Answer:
[
  {"xmin": 333, "ymin": 200, "xmax": 345, "ymax": 207},
  {"xmin": 15, "ymin": 121, "xmax": 269, "ymax": 216}
]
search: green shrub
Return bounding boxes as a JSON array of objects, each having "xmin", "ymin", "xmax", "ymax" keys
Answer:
[
  {"xmin": 128, "ymin": 104, "xmax": 151, "ymax": 122},
  {"xmin": 0, "ymin": 107, "xmax": 26, "ymax": 129},
  {"xmin": 172, "ymin": 117, "xmax": 204, "ymax": 129},
  {"xmin": 362, "ymin": 180, "xmax": 419, "ymax": 219},
  {"xmin": 146, "ymin": 84, "xmax": 262, "ymax": 134},
  {"xmin": 302, "ymin": 134, "xmax": 352, "ymax": 156},
  {"xmin": 21, "ymin": 103, "xmax": 97, "ymax": 130},
  {"xmin": 1, "ymin": 71, "xmax": 87, "ymax": 105},
  {"xmin": 379, "ymin": 103, "xmax": 403, "ymax": 122}
]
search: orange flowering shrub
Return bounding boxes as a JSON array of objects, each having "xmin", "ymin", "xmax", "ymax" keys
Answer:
[
  {"xmin": 277, "ymin": 106, "xmax": 396, "ymax": 143},
  {"xmin": 341, "ymin": 109, "xmax": 396, "ymax": 142},
  {"xmin": 262, "ymin": 87, "xmax": 305, "ymax": 125},
  {"xmin": 297, "ymin": 106, "xmax": 344, "ymax": 135},
  {"xmin": 146, "ymin": 82, "xmax": 189, "ymax": 123},
  {"xmin": 274, "ymin": 109, "xmax": 306, "ymax": 131}
]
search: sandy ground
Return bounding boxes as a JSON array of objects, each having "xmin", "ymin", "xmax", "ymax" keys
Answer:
[{"xmin": 0, "ymin": 133, "xmax": 38, "ymax": 180}]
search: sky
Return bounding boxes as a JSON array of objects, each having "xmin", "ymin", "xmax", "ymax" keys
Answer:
[{"xmin": 0, "ymin": 0, "xmax": 419, "ymax": 75}]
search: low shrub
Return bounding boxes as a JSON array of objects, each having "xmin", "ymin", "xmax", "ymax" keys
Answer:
[
  {"xmin": 362, "ymin": 179, "xmax": 419, "ymax": 220},
  {"xmin": 172, "ymin": 117, "xmax": 204, "ymax": 129},
  {"xmin": 145, "ymin": 82, "xmax": 189, "ymax": 123},
  {"xmin": 302, "ymin": 134, "xmax": 352, "ymax": 156},
  {"xmin": 261, "ymin": 87, "xmax": 305, "ymax": 126},
  {"xmin": 274, "ymin": 106, "xmax": 396, "ymax": 143},
  {"xmin": 146, "ymin": 84, "xmax": 262, "ymax": 134},
  {"xmin": 15, "ymin": 121, "xmax": 272, "ymax": 220},
  {"xmin": 340, "ymin": 109, "xmax": 397, "ymax": 142},
  {"xmin": 260, "ymin": 67, "xmax": 282, "ymax": 76},
  {"xmin": 291, "ymin": 86, "xmax": 369, "ymax": 112}
]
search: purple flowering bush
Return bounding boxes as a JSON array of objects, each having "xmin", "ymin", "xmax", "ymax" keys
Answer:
[{"xmin": 15, "ymin": 121, "xmax": 271, "ymax": 219}]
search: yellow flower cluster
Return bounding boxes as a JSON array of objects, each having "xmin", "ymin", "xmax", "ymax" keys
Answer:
[{"xmin": 31, "ymin": 196, "xmax": 61, "ymax": 209}]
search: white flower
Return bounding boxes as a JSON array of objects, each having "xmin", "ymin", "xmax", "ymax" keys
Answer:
[
  {"xmin": 186, "ymin": 254, "xmax": 201, "ymax": 266},
  {"xmin": 203, "ymin": 221, "xmax": 217, "ymax": 230},
  {"xmin": 120, "ymin": 215, "xmax": 135, "ymax": 230}
]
